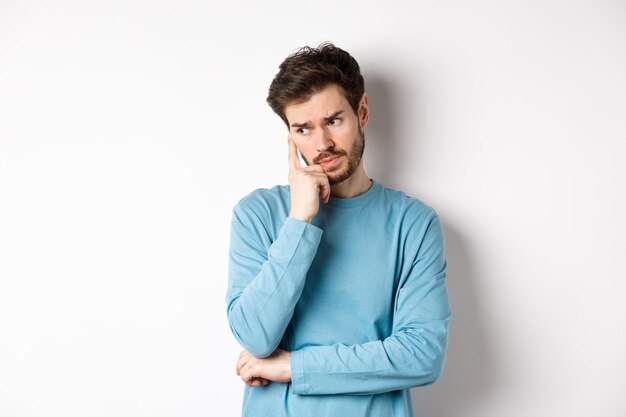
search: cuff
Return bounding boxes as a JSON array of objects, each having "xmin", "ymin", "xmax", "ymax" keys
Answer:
[
  {"xmin": 283, "ymin": 217, "xmax": 323, "ymax": 242},
  {"xmin": 290, "ymin": 349, "xmax": 308, "ymax": 395}
]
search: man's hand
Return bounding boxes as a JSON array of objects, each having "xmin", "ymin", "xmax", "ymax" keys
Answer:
[
  {"xmin": 236, "ymin": 348, "xmax": 292, "ymax": 387},
  {"xmin": 288, "ymin": 136, "xmax": 330, "ymax": 223}
]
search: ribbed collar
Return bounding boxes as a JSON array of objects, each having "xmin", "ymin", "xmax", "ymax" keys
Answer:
[{"xmin": 325, "ymin": 179, "xmax": 382, "ymax": 208}]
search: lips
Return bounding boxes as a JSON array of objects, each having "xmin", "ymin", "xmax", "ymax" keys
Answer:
[
  {"xmin": 317, "ymin": 152, "xmax": 344, "ymax": 163},
  {"xmin": 318, "ymin": 155, "xmax": 342, "ymax": 168},
  {"xmin": 319, "ymin": 156, "xmax": 339, "ymax": 164}
]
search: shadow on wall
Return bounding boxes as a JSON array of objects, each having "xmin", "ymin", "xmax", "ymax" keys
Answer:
[
  {"xmin": 411, "ymin": 223, "xmax": 495, "ymax": 416},
  {"xmin": 364, "ymin": 72, "xmax": 496, "ymax": 416},
  {"xmin": 360, "ymin": 71, "xmax": 400, "ymax": 187}
]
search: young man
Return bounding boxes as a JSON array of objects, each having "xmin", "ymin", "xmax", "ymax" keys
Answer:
[{"xmin": 226, "ymin": 42, "xmax": 451, "ymax": 417}]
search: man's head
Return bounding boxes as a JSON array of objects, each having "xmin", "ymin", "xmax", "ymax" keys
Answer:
[
  {"xmin": 267, "ymin": 42, "xmax": 369, "ymax": 185},
  {"xmin": 267, "ymin": 42, "xmax": 365, "ymax": 127}
]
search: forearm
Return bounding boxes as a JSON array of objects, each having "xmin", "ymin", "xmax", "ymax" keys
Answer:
[
  {"xmin": 291, "ymin": 213, "xmax": 450, "ymax": 395},
  {"xmin": 227, "ymin": 217, "xmax": 322, "ymax": 358},
  {"xmin": 290, "ymin": 318, "xmax": 450, "ymax": 395}
]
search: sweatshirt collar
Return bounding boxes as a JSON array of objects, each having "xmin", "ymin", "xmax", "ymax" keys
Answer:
[{"xmin": 325, "ymin": 179, "xmax": 382, "ymax": 208}]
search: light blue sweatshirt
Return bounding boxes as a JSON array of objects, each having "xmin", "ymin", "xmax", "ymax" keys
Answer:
[{"xmin": 226, "ymin": 179, "xmax": 451, "ymax": 417}]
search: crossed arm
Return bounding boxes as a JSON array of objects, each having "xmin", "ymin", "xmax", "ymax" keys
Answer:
[
  {"xmin": 226, "ymin": 200, "xmax": 451, "ymax": 395},
  {"xmin": 236, "ymin": 347, "xmax": 291, "ymax": 387}
]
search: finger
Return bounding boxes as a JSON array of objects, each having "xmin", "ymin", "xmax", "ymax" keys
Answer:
[
  {"xmin": 239, "ymin": 350, "xmax": 250, "ymax": 361},
  {"xmin": 318, "ymin": 177, "xmax": 331, "ymax": 204},
  {"xmin": 237, "ymin": 356, "xmax": 251, "ymax": 376},
  {"xmin": 288, "ymin": 137, "xmax": 301, "ymax": 170},
  {"xmin": 236, "ymin": 358, "xmax": 243, "ymax": 375},
  {"xmin": 248, "ymin": 375, "xmax": 270, "ymax": 387},
  {"xmin": 251, "ymin": 377, "xmax": 270, "ymax": 387},
  {"xmin": 301, "ymin": 164, "xmax": 325, "ymax": 173},
  {"xmin": 240, "ymin": 361, "xmax": 256, "ymax": 385},
  {"xmin": 300, "ymin": 172, "xmax": 330, "ymax": 199},
  {"xmin": 236, "ymin": 353, "xmax": 250, "ymax": 375},
  {"xmin": 305, "ymin": 173, "xmax": 330, "ymax": 201},
  {"xmin": 243, "ymin": 372, "xmax": 256, "ymax": 386},
  {"xmin": 240, "ymin": 370, "xmax": 251, "ymax": 385}
]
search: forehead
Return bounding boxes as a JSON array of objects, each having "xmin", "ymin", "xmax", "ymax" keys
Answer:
[{"xmin": 284, "ymin": 84, "xmax": 352, "ymax": 125}]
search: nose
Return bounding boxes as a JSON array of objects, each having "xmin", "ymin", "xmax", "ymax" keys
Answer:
[{"xmin": 315, "ymin": 126, "xmax": 335, "ymax": 153}]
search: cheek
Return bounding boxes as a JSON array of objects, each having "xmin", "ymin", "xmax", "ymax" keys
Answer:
[
  {"xmin": 334, "ymin": 128, "xmax": 356, "ymax": 149},
  {"xmin": 294, "ymin": 140, "xmax": 313, "ymax": 155}
]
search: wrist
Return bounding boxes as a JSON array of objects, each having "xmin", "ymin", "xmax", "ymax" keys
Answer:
[
  {"xmin": 285, "ymin": 351, "xmax": 292, "ymax": 381},
  {"xmin": 289, "ymin": 212, "xmax": 313, "ymax": 223}
]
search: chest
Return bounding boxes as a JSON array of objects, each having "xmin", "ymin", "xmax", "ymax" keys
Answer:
[{"xmin": 293, "ymin": 209, "xmax": 404, "ymax": 343}]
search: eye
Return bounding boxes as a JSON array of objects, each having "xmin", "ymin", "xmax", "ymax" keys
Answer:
[
  {"xmin": 296, "ymin": 127, "xmax": 310, "ymax": 135},
  {"xmin": 327, "ymin": 118, "xmax": 341, "ymax": 126}
]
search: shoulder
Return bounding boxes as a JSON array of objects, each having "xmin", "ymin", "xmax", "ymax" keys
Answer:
[
  {"xmin": 377, "ymin": 182, "xmax": 439, "ymax": 225},
  {"xmin": 232, "ymin": 184, "xmax": 290, "ymax": 224},
  {"xmin": 376, "ymin": 183, "xmax": 445, "ymax": 261}
]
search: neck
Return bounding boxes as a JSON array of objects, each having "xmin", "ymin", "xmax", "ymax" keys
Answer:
[{"xmin": 329, "ymin": 163, "xmax": 372, "ymax": 199}]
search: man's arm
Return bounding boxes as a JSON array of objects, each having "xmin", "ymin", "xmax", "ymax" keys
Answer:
[
  {"xmin": 226, "ymin": 138, "xmax": 330, "ymax": 358},
  {"xmin": 236, "ymin": 213, "xmax": 451, "ymax": 393},
  {"xmin": 289, "ymin": 214, "xmax": 451, "ymax": 395},
  {"xmin": 226, "ymin": 205, "xmax": 322, "ymax": 358}
]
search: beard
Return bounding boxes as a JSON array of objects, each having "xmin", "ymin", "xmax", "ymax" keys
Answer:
[{"xmin": 301, "ymin": 125, "xmax": 365, "ymax": 185}]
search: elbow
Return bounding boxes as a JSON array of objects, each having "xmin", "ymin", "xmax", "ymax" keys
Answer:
[
  {"xmin": 405, "ymin": 338, "xmax": 447, "ymax": 388},
  {"xmin": 416, "ymin": 351, "xmax": 447, "ymax": 387},
  {"xmin": 421, "ymin": 364, "xmax": 444, "ymax": 386},
  {"xmin": 415, "ymin": 327, "xmax": 449, "ymax": 386},
  {"xmin": 227, "ymin": 305, "xmax": 279, "ymax": 358},
  {"xmin": 408, "ymin": 363, "xmax": 444, "ymax": 388},
  {"xmin": 237, "ymin": 340, "xmax": 277, "ymax": 359}
]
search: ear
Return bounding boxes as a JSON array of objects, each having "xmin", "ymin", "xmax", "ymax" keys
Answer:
[{"xmin": 358, "ymin": 92, "xmax": 370, "ymax": 129}]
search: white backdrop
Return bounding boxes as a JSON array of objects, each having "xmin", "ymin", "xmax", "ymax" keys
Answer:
[{"xmin": 1, "ymin": 1, "xmax": 625, "ymax": 416}]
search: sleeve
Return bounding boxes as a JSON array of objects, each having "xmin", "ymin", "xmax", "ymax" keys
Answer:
[
  {"xmin": 226, "ymin": 202, "xmax": 323, "ymax": 358},
  {"xmin": 290, "ymin": 214, "xmax": 451, "ymax": 395}
]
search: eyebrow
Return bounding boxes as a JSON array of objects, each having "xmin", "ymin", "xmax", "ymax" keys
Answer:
[{"xmin": 290, "ymin": 110, "xmax": 344, "ymax": 129}]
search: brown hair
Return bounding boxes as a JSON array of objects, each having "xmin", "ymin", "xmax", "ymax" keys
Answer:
[{"xmin": 266, "ymin": 42, "xmax": 365, "ymax": 126}]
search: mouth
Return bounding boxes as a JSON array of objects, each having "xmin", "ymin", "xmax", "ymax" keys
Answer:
[{"xmin": 318, "ymin": 155, "xmax": 342, "ymax": 168}]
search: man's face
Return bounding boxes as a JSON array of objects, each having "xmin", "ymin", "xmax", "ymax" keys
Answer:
[{"xmin": 284, "ymin": 84, "xmax": 369, "ymax": 185}]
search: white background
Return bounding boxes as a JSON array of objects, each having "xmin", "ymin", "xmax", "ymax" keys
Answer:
[{"xmin": 1, "ymin": 1, "xmax": 625, "ymax": 416}]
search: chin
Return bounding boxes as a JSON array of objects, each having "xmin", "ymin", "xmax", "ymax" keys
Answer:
[{"xmin": 327, "ymin": 170, "xmax": 351, "ymax": 185}]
